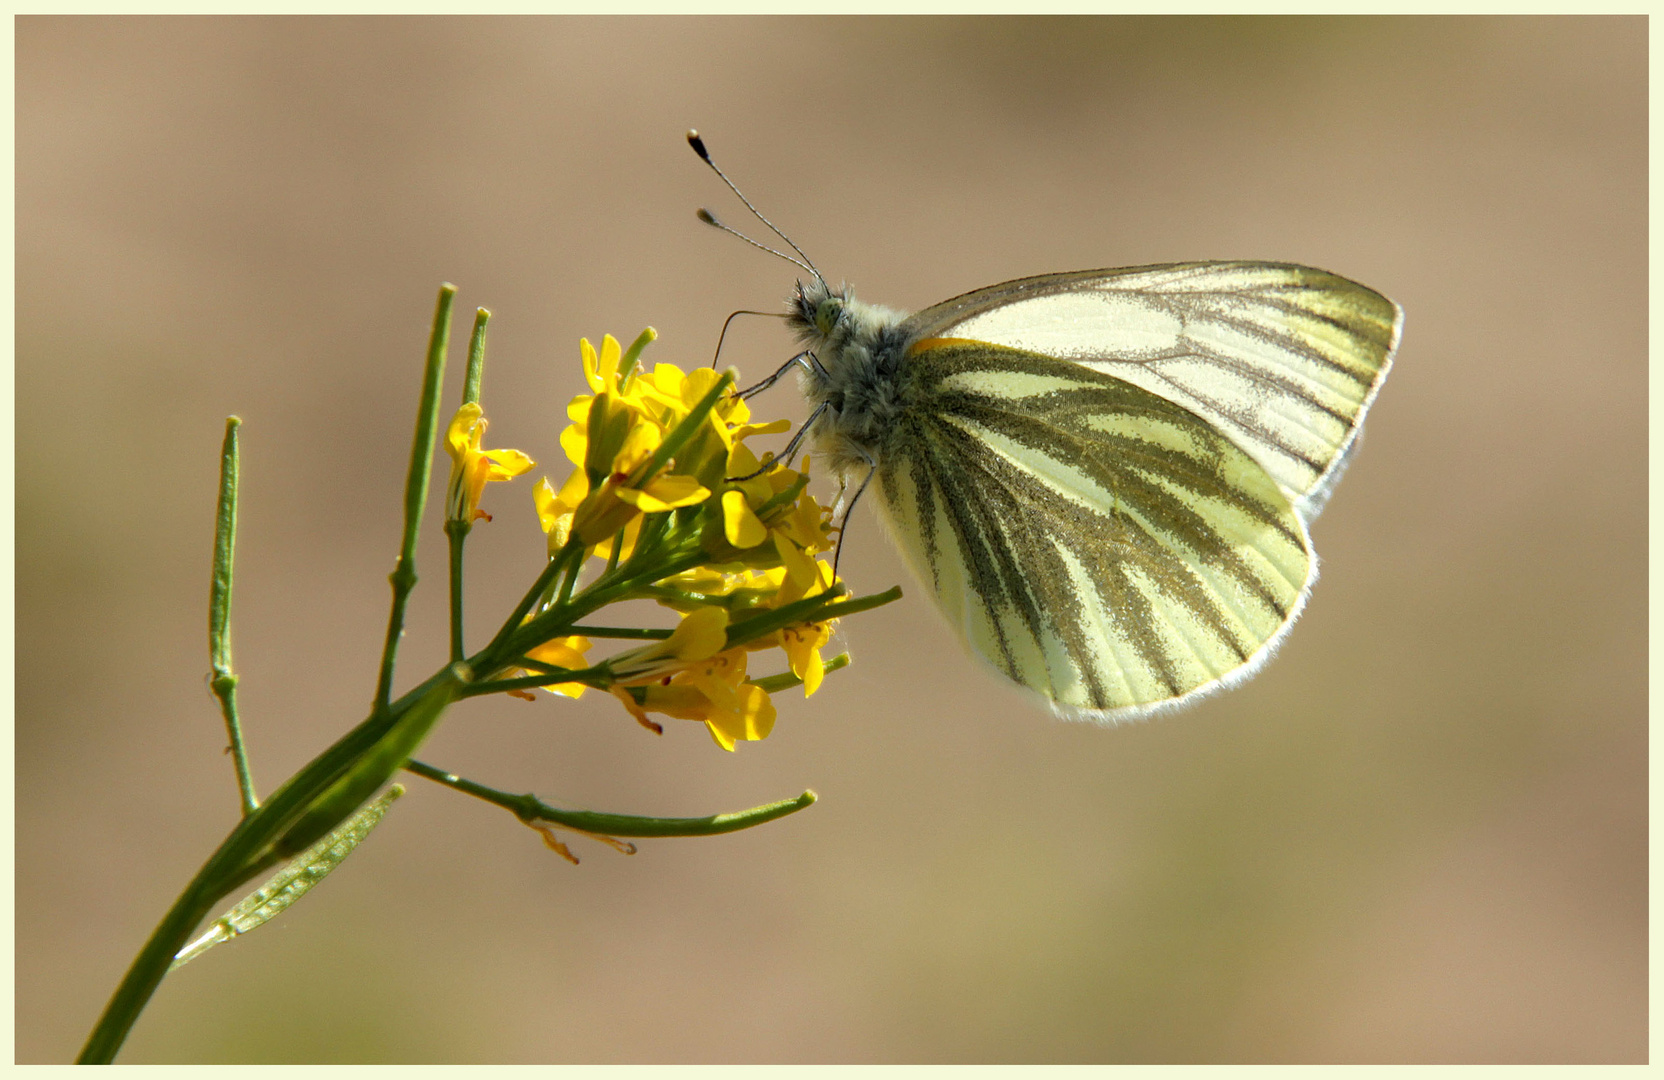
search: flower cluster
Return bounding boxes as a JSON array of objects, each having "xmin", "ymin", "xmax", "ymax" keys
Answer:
[{"xmin": 450, "ymin": 330, "xmax": 857, "ymax": 752}]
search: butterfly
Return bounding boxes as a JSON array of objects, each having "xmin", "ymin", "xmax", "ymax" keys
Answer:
[{"xmin": 691, "ymin": 133, "xmax": 1401, "ymax": 723}]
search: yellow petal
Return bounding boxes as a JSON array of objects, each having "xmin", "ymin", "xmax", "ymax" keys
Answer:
[
  {"xmin": 630, "ymin": 363, "xmax": 686, "ymax": 413},
  {"xmin": 586, "ymin": 513, "xmax": 639, "ymax": 564},
  {"xmin": 704, "ymin": 717, "xmax": 738, "ymax": 752},
  {"xmin": 740, "ymin": 685, "xmax": 776, "ymax": 739},
  {"xmin": 533, "ymin": 477, "xmax": 559, "ymax": 529},
  {"xmin": 526, "ymin": 635, "xmax": 594, "ymax": 699},
  {"xmin": 617, "ymin": 474, "xmax": 710, "ymax": 512},
  {"xmin": 527, "ymin": 634, "xmax": 592, "ymax": 668},
  {"xmin": 701, "ymin": 691, "xmax": 773, "ymax": 750},
  {"xmin": 483, "ymin": 447, "xmax": 536, "ymax": 480},
  {"xmin": 663, "ymin": 606, "xmax": 729, "ymax": 661},
  {"xmin": 722, "ymin": 491, "xmax": 769, "ymax": 548},
  {"xmin": 727, "ymin": 441, "xmax": 761, "ymax": 476},
  {"xmin": 782, "ymin": 626, "xmax": 827, "ymax": 697},
  {"xmin": 716, "ymin": 388, "xmax": 751, "ymax": 426},
  {"xmin": 445, "ymin": 403, "xmax": 484, "ymax": 461},
  {"xmin": 649, "ymin": 363, "xmax": 686, "ymax": 393},
  {"xmin": 773, "ymin": 532, "xmax": 820, "ymax": 593},
  {"xmin": 598, "ymin": 334, "xmax": 622, "ymax": 389},
  {"xmin": 725, "ymin": 443, "xmax": 776, "ymax": 505},
  {"xmin": 534, "ymin": 477, "xmax": 578, "ymax": 552},
  {"xmin": 557, "ymin": 467, "xmax": 589, "ymax": 506},
  {"xmin": 613, "ymin": 421, "xmax": 662, "ymax": 474},
  {"xmin": 560, "ymin": 423, "xmax": 587, "ymax": 469},
  {"xmin": 703, "ymin": 683, "xmax": 776, "ymax": 746},
  {"xmin": 801, "ymin": 649, "xmax": 825, "ymax": 696},
  {"xmin": 680, "ymin": 367, "xmax": 724, "ymax": 411},
  {"xmin": 733, "ymin": 418, "xmax": 792, "ymax": 442},
  {"xmin": 685, "ymin": 672, "xmax": 742, "ymax": 715},
  {"xmin": 664, "ymin": 566, "xmax": 733, "ymax": 596},
  {"xmin": 580, "ymin": 338, "xmax": 602, "ymax": 392}
]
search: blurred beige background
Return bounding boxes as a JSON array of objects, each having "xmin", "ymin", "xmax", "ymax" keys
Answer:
[{"xmin": 17, "ymin": 16, "xmax": 1645, "ymax": 1064}]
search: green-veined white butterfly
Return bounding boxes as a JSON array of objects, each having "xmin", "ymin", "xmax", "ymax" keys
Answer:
[{"xmin": 691, "ymin": 132, "xmax": 1401, "ymax": 723}]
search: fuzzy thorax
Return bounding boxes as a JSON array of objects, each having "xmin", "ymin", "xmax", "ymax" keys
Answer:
[{"xmin": 787, "ymin": 279, "xmax": 914, "ymax": 477}]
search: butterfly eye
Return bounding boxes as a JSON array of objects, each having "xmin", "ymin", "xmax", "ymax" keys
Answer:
[{"xmin": 814, "ymin": 296, "xmax": 843, "ymax": 337}]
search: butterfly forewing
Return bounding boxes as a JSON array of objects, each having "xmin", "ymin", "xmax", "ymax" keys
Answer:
[
  {"xmin": 898, "ymin": 262, "xmax": 1401, "ymax": 517},
  {"xmin": 873, "ymin": 339, "xmax": 1313, "ymax": 720}
]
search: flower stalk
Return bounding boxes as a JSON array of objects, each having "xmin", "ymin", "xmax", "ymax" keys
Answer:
[{"xmin": 77, "ymin": 288, "xmax": 900, "ymax": 1063}]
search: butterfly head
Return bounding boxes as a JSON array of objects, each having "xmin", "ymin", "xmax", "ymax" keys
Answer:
[
  {"xmin": 789, "ymin": 278, "xmax": 849, "ymax": 346},
  {"xmin": 789, "ymin": 278, "xmax": 910, "ymax": 361}
]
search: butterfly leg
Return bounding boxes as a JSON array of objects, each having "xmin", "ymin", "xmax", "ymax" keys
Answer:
[
  {"xmin": 736, "ymin": 350, "xmax": 815, "ymax": 400},
  {"xmin": 726, "ymin": 400, "xmax": 827, "ymax": 482},
  {"xmin": 831, "ymin": 455, "xmax": 876, "ymax": 580}
]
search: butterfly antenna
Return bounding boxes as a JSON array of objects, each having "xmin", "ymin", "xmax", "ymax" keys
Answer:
[
  {"xmin": 696, "ymin": 208, "xmax": 817, "ymax": 277},
  {"xmin": 687, "ymin": 129, "xmax": 828, "ymax": 291}
]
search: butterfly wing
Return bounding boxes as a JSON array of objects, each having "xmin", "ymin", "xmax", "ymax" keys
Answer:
[
  {"xmin": 871, "ymin": 339, "xmax": 1314, "ymax": 721},
  {"xmin": 897, "ymin": 261, "xmax": 1401, "ymax": 520}
]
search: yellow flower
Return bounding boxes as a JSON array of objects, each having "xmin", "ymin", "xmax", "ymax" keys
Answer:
[
  {"xmin": 757, "ymin": 557, "xmax": 839, "ymax": 696},
  {"xmin": 656, "ymin": 559, "xmax": 842, "ymax": 700},
  {"xmin": 607, "ymin": 606, "xmax": 779, "ymax": 750},
  {"xmin": 707, "ymin": 443, "xmax": 835, "ymax": 589},
  {"xmin": 533, "ymin": 473, "xmax": 586, "ymax": 555},
  {"xmin": 611, "ymin": 649, "xmax": 776, "ymax": 751},
  {"xmin": 444, "ymin": 403, "xmax": 535, "ymax": 524},
  {"xmin": 721, "ymin": 490, "xmax": 768, "ymax": 548},
  {"xmin": 778, "ymin": 621, "xmax": 835, "ymax": 696},
  {"xmin": 522, "ymin": 635, "xmax": 594, "ymax": 699},
  {"xmin": 580, "ymin": 334, "xmax": 625, "ymax": 396},
  {"xmin": 611, "ymin": 605, "xmax": 731, "ymax": 682},
  {"xmin": 525, "ymin": 330, "xmax": 876, "ymax": 738},
  {"xmin": 567, "ymin": 391, "xmax": 710, "ymax": 545}
]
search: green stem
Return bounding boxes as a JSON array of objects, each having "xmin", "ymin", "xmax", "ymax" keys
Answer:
[
  {"xmin": 604, "ymin": 526, "xmax": 624, "ymax": 576},
  {"xmin": 461, "ymin": 663, "xmax": 613, "ymax": 699},
  {"xmin": 446, "ymin": 519, "xmax": 469, "ymax": 662},
  {"xmin": 486, "ymin": 540, "xmax": 581, "ymax": 660},
  {"xmin": 402, "ymin": 758, "xmax": 816, "ymax": 838},
  {"xmin": 565, "ymin": 625, "xmax": 674, "ymax": 640},
  {"xmin": 209, "ymin": 416, "xmax": 258, "ymax": 817},
  {"xmin": 375, "ymin": 283, "xmax": 456, "ymax": 713},
  {"xmin": 746, "ymin": 652, "xmax": 850, "ymax": 693},
  {"xmin": 555, "ymin": 545, "xmax": 582, "ymax": 608},
  {"xmin": 78, "ymin": 635, "xmax": 470, "ymax": 1063},
  {"xmin": 503, "ymin": 544, "xmax": 710, "ymax": 659},
  {"xmin": 448, "ymin": 306, "xmax": 489, "ymax": 661},
  {"xmin": 720, "ymin": 584, "xmax": 904, "ymax": 651},
  {"xmin": 76, "ymin": 873, "xmax": 226, "ymax": 1064}
]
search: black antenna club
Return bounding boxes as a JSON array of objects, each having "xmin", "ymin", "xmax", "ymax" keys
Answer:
[{"xmin": 686, "ymin": 129, "xmax": 827, "ymax": 290}]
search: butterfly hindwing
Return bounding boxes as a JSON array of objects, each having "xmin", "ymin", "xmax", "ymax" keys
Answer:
[
  {"xmin": 871, "ymin": 339, "xmax": 1313, "ymax": 721},
  {"xmin": 897, "ymin": 261, "xmax": 1401, "ymax": 518}
]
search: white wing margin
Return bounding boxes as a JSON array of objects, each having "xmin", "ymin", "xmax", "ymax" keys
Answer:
[{"xmin": 900, "ymin": 262, "xmax": 1402, "ymax": 519}]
